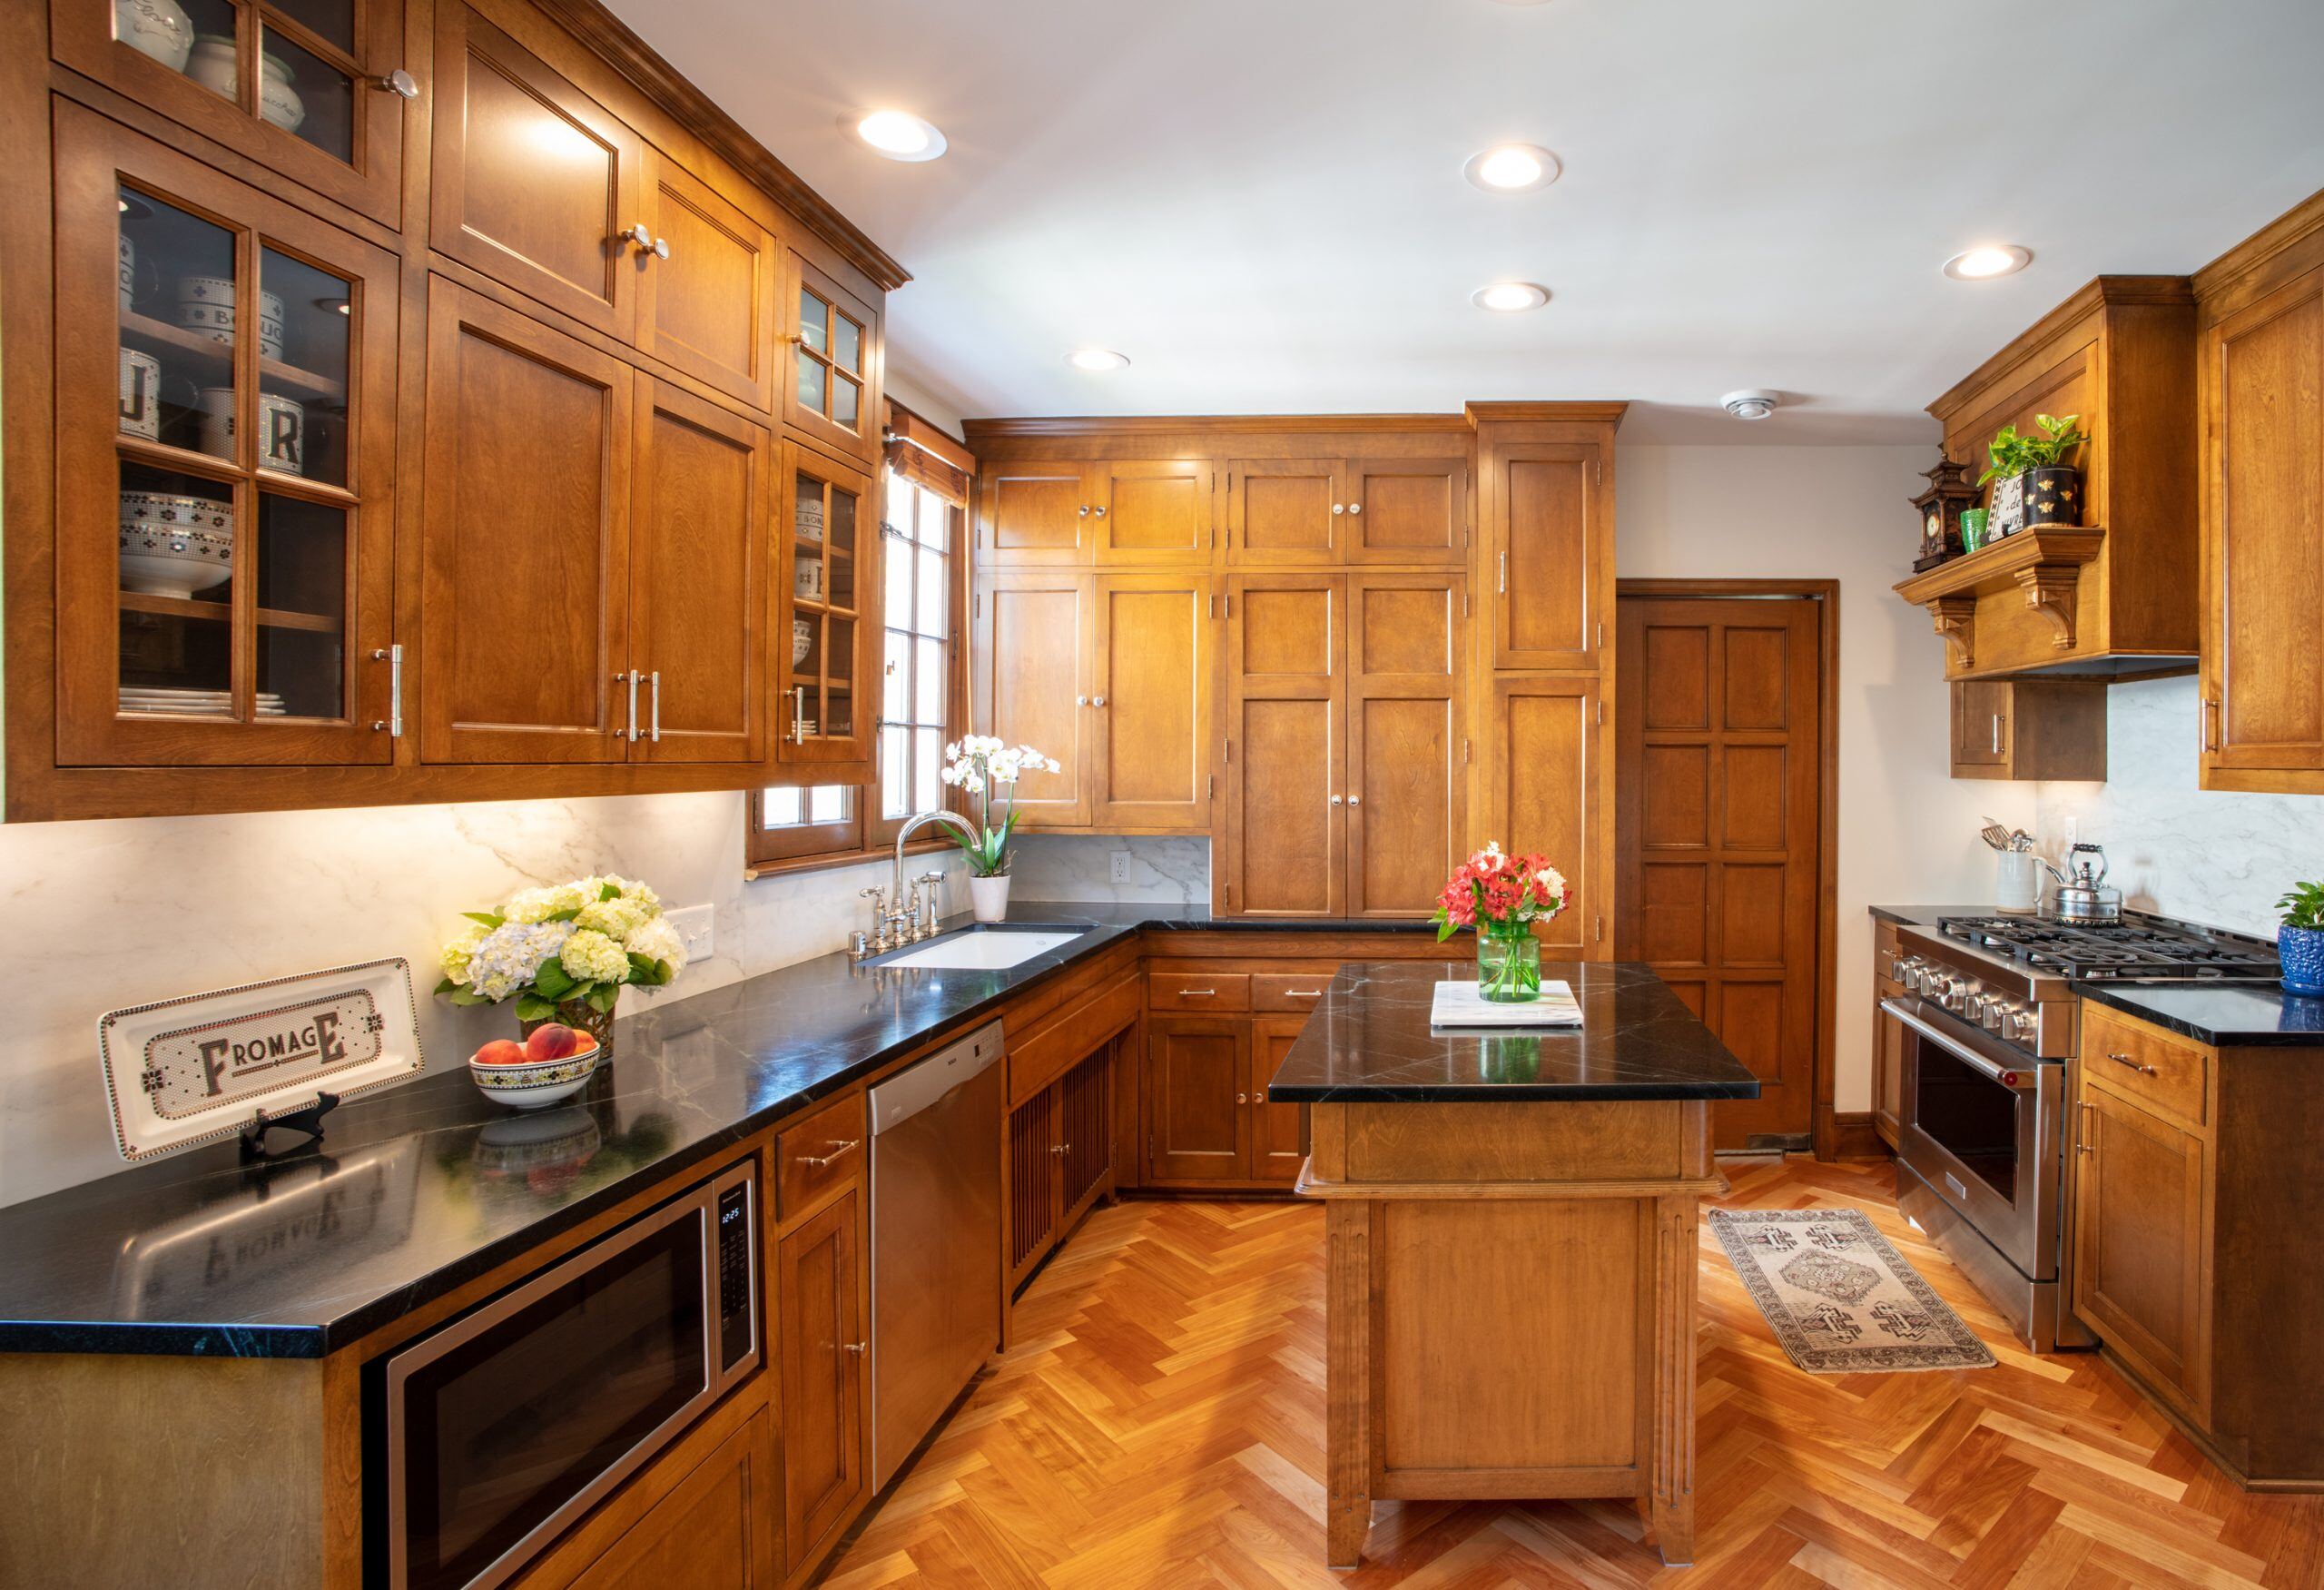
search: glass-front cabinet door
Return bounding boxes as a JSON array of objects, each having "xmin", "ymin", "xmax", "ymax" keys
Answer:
[
  {"xmin": 784, "ymin": 255, "xmax": 881, "ymax": 465},
  {"xmin": 778, "ymin": 444, "xmax": 875, "ymax": 766},
  {"xmin": 54, "ymin": 0, "xmax": 413, "ymax": 223},
  {"xmin": 54, "ymin": 105, "xmax": 398, "ymax": 766}
]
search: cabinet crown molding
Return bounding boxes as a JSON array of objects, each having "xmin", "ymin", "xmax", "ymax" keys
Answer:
[{"xmin": 1927, "ymin": 276, "xmax": 2192, "ymax": 421}]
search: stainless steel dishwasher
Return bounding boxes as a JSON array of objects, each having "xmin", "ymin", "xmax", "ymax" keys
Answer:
[{"xmin": 869, "ymin": 1018, "xmax": 1004, "ymax": 1491}]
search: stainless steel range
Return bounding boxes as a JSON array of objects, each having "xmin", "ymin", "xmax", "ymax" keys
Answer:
[{"xmin": 1883, "ymin": 911, "xmax": 2276, "ymax": 1352}]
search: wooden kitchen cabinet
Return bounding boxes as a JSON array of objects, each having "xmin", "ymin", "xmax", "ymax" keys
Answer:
[
  {"xmin": 1486, "ymin": 441, "xmax": 1608, "ymax": 670},
  {"xmin": 1226, "ymin": 457, "xmax": 1341, "ymax": 565},
  {"xmin": 634, "ymin": 149, "xmax": 781, "ymax": 413},
  {"xmin": 777, "ymin": 444, "xmax": 876, "ymax": 770},
  {"xmin": 1482, "ymin": 675, "xmax": 1606, "ymax": 957},
  {"xmin": 972, "ymin": 571, "xmax": 1095, "ymax": 825},
  {"xmin": 1949, "ymin": 678, "xmax": 2107, "ymax": 781},
  {"xmin": 522, "ymin": 1406, "xmax": 780, "ymax": 1590},
  {"xmin": 1006, "ymin": 1040, "xmax": 1121, "ymax": 1294},
  {"xmin": 55, "ymin": 105, "xmax": 400, "ymax": 768},
  {"xmin": 50, "ymin": 0, "xmax": 412, "ymax": 226},
  {"xmin": 1871, "ymin": 919, "xmax": 1905, "ymax": 1149},
  {"xmin": 976, "ymin": 459, "xmax": 1215, "ymax": 566},
  {"xmin": 1344, "ymin": 456, "xmax": 1466, "ymax": 564},
  {"xmin": 2197, "ymin": 195, "xmax": 2324, "ymax": 795},
  {"xmin": 2074, "ymin": 1079, "xmax": 2207, "ymax": 1406},
  {"xmin": 1145, "ymin": 1015, "xmax": 1250, "ymax": 1182},
  {"xmin": 1248, "ymin": 1014, "xmax": 1313, "ymax": 1183},
  {"xmin": 977, "ymin": 461, "xmax": 1094, "ymax": 564},
  {"xmin": 1222, "ymin": 455, "xmax": 1464, "ymax": 566},
  {"xmin": 786, "ymin": 257, "xmax": 881, "ymax": 466},
  {"xmin": 777, "ymin": 1188, "xmax": 867, "ymax": 1575}
]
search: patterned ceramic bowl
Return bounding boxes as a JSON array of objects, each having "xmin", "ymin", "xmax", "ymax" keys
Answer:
[
  {"xmin": 117, "ymin": 501, "xmax": 235, "ymax": 597},
  {"xmin": 469, "ymin": 1039, "xmax": 601, "ymax": 1110}
]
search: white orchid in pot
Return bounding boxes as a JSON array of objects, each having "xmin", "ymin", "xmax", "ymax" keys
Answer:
[{"xmin": 940, "ymin": 736, "xmax": 1060, "ymax": 922}]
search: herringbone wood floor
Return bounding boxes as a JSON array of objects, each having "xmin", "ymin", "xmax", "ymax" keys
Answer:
[{"xmin": 823, "ymin": 1158, "xmax": 2324, "ymax": 1589}]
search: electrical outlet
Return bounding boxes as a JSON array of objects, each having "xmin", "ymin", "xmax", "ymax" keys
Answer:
[
  {"xmin": 1110, "ymin": 850, "xmax": 1132, "ymax": 884},
  {"xmin": 667, "ymin": 904, "xmax": 714, "ymax": 964}
]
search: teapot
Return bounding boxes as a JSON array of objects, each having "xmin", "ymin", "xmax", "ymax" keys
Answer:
[{"xmin": 2039, "ymin": 842, "xmax": 2122, "ymax": 924}]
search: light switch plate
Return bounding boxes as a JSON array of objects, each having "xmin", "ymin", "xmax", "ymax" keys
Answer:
[{"xmin": 667, "ymin": 904, "xmax": 714, "ymax": 964}]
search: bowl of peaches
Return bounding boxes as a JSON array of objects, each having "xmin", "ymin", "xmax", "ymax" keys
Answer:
[{"xmin": 468, "ymin": 1022, "xmax": 601, "ymax": 1110}]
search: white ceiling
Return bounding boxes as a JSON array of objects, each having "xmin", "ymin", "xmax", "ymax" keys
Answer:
[{"xmin": 608, "ymin": 0, "xmax": 2324, "ymax": 442}]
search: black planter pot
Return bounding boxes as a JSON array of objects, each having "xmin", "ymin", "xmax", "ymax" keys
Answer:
[{"xmin": 2020, "ymin": 466, "xmax": 2082, "ymax": 528}]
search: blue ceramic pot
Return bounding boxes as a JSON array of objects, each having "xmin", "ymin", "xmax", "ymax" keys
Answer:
[{"xmin": 2280, "ymin": 924, "xmax": 2324, "ymax": 998}]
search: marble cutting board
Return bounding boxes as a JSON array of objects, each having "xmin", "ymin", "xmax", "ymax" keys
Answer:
[{"xmin": 1429, "ymin": 980, "xmax": 1583, "ymax": 1029}]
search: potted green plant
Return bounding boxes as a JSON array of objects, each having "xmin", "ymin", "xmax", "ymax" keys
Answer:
[
  {"xmin": 1978, "ymin": 413, "xmax": 2089, "ymax": 533},
  {"xmin": 2275, "ymin": 881, "xmax": 2324, "ymax": 997}
]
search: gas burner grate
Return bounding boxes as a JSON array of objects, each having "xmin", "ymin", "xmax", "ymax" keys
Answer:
[{"xmin": 1935, "ymin": 915, "xmax": 2279, "ymax": 981}]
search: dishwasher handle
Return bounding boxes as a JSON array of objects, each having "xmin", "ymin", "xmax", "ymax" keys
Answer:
[{"xmin": 869, "ymin": 1019, "xmax": 1006, "ymax": 1134}]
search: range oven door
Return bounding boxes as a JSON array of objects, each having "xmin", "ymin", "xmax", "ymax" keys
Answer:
[
  {"xmin": 382, "ymin": 1160, "xmax": 758, "ymax": 1590},
  {"xmin": 1885, "ymin": 995, "xmax": 2061, "ymax": 1281}
]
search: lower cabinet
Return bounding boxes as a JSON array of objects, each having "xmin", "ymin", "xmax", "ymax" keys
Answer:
[
  {"xmin": 777, "ymin": 1187, "xmax": 866, "ymax": 1575},
  {"xmin": 1006, "ymin": 1037, "xmax": 1122, "ymax": 1293},
  {"xmin": 1871, "ymin": 918, "xmax": 1905, "ymax": 1149},
  {"xmin": 2073, "ymin": 1078, "xmax": 2208, "ymax": 1407},
  {"xmin": 1248, "ymin": 1015, "xmax": 1313, "ymax": 1184},
  {"xmin": 1144, "ymin": 1004, "xmax": 1316, "ymax": 1189},
  {"xmin": 517, "ymin": 1402, "xmax": 780, "ymax": 1590}
]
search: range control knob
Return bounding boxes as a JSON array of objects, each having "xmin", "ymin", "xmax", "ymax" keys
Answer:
[
  {"xmin": 1979, "ymin": 998, "xmax": 2014, "ymax": 1033},
  {"xmin": 1941, "ymin": 980, "xmax": 1979, "ymax": 1014},
  {"xmin": 1892, "ymin": 954, "xmax": 1923, "ymax": 983},
  {"xmin": 2008, "ymin": 1008, "xmax": 2039, "ymax": 1044}
]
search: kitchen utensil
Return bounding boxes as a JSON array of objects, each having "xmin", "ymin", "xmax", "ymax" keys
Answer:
[
  {"xmin": 1979, "ymin": 817, "xmax": 2014, "ymax": 852},
  {"xmin": 2039, "ymin": 842, "xmax": 2122, "ymax": 924}
]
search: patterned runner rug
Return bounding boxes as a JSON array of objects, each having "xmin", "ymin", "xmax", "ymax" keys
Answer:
[{"xmin": 1709, "ymin": 1207, "xmax": 1996, "ymax": 1374}]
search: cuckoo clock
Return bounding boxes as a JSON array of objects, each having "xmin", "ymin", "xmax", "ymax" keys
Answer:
[{"xmin": 1910, "ymin": 458, "xmax": 1982, "ymax": 571}]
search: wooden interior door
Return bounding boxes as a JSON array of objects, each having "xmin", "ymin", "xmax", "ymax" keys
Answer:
[
  {"xmin": 1222, "ymin": 575, "xmax": 1344, "ymax": 916},
  {"xmin": 973, "ymin": 572, "xmax": 1094, "ymax": 825},
  {"xmin": 1227, "ymin": 459, "xmax": 1339, "ymax": 565},
  {"xmin": 2073, "ymin": 1082, "xmax": 2208, "ymax": 1407},
  {"xmin": 635, "ymin": 149, "xmax": 778, "ymax": 411},
  {"xmin": 1091, "ymin": 574, "xmax": 1214, "ymax": 828},
  {"xmin": 1345, "ymin": 458, "xmax": 1465, "ymax": 565},
  {"xmin": 1095, "ymin": 459, "xmax": 1213, "ymax": 565},
  {"xmin": 2203, "ymin": 265, "xmax": 2324, "ymax": 784},
  {"xmin": 429, "ymin": 1, "xmax": 642, "ymax": 338},
  {"xmin": 778, "ymin": 1190, "xmax": 866, "ymax": 1575},
  {"xmin": 1146, "ymin": 1016, "xmax": 1249, "ymax": 1182},
  {"xmin": 1485, "ymin": 676, "xmax": 1601, "ymax": 958},
  {"xmin": 628, "ymin": 380, "xmax": 765, "ymax": 764},
  {"xmin": 1616, "ymin": 594, "xmax": 1825, "ymax": 1150},
  {"xmin": 1491, "ymin": 444, "xmax": 1605, "ymax": 669},
  {"xmin": 978, "ymin": 462, "xmax": 1092, "ymax": 564},
  {"xmin": 1248, "ymin": 1015, "xmax": 1312, "ymax": 1183},
  {"xmin": 1345, "ymin": 575, "xmax": 1464, "ymax": 917},
  {"xmin": 419, "ymin": 280, "xmax": 630, "ymax": 763}
]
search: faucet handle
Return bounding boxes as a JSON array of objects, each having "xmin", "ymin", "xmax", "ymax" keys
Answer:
[{"xmin": 860, "ymin": 884, "xmax": 888, "ymax": 904}]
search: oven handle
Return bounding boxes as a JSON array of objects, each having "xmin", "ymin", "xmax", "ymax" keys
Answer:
[{"xmin": 1880, "ymin": 997, "xmax": 2035, "ymax": 1090}]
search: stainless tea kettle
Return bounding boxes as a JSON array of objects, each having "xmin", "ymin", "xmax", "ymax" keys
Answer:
[{"xmin": 2040, "ymin": 842, "xmax": 2122, "ymax": 924}]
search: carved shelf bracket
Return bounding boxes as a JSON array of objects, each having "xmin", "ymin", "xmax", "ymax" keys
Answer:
[
  {"xmin": 1927, "ymin": 597, "xmax": 1977, "ymax": 672},
  {"xmin": 2014, "ymin": 565, "xmax": 2082, "ymax": 650}
]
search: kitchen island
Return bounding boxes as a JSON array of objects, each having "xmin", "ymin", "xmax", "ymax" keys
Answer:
[{"xmin": 1267, "ymin": 961, "xmax": 1760, "ymax": 1569}]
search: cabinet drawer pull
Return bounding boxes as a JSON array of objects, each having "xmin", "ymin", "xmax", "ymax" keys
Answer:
[
  {"xmin": 1177, "ymin": 988, "xmax": 1216, "ymax": 997},
  {"xmin": 2077, "ymin": 1100, "xmax": 2097, "ymax": 1155},
  {"xmin": 1286, "ymin": 989, "xmax": 1323, "ymax": 999},
  {"xmin": 796, "ymin": 1138, "xmax": 858, "ymax": 1168},
  {"xmin": 371, "ymin": 644, "xmax": 403, "ymax": 736},
  {"xmin": 2106, "ymin": 1051, "xmax": 2158, "ymax": 1076},
  {"xmin": 647, "ymin": 670, "xmax": 660, "ymax": 743}
]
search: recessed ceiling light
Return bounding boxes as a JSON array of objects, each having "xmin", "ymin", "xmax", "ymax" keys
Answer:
[
  {"xmin": 854, "ymin": 110, "xmax": 947, "ymax": 162},
  {"xmin": 1463, "ymin": 143, "xmax": 1561, "ymax": 193},
  {"xmin": 1472, "ymin": 281, "xmax": 1550, "ymax": 312},
  {"xmin": 1068, "ymin": 348, "xmax": 1129, "ymax": 371},
  {"xmin": 1942, "ymin": 244, "xmax": 2032, "ymax": 281}
]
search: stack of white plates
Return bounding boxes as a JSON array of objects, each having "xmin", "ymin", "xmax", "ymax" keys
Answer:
[{"xmin": 120, "ymin": 687, "xmax": 290, "ymax": 717}]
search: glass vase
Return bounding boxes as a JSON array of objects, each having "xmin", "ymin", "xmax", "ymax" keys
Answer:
[
  {"xmin": 1476, "ymin": 926, "xmax": 1542, "ymax": 1003},
  {"xmin": 523, "ymin": 995, "xmax": 617, "ymax": 1060}
]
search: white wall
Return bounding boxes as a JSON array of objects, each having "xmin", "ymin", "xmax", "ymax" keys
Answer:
[
  {"xmin": 0, "ymin": 792, "xmax": 965, "ymax": 1207},
  {"xmin": 2035, "ymin": 676, "xmax": 2321, "ymax": 938},
  {"xmin": 1617, "ymin": 445, "xmax": 2037, "ymax": 1114}
]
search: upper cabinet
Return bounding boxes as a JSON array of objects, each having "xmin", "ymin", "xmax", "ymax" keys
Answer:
[
  {"xmin": 1896, "ymin": 278, "xmax": 2199, "ymax": 681},
  {"xmin": 635, "ymin": 148, "xmax": 781, "ymax": 412},
  {"xmin": 2195, "ymin": 190, "xmax": 2324, "ymax": 795},
  {"xmin": 1466, "ymin": 405, "xmax": 1621, "ymax": 672},
  {"xmin": 1222, "ymin": 455, "xmax": 1465, "ymax": 567},
  {"xmin": 974, "ymin": 458, "xmax": 1216, "ymax": 566},
  {"xmin": 54, "ymin": 0, "xmax": 414, "ymax": 224},
  {"xmin": 786, "ymin": 257, "xmax": 881, "ymax": 464},
  {"xmin": 777, "ymin": 443, "xmax": 877, "ymax": 769}
]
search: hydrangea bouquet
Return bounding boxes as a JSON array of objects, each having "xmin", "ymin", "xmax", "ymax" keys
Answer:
[
  {"xmin": 1433, "ymin": 843, "xmax": 1569, "ymax": 1002},
  {"xmin": 938, "ymin": 736, "xmax": 1059, "ymax": 877},
  {"xmin": 437, "ymin": 875, "xmax": 684, "ymax": 1047}
]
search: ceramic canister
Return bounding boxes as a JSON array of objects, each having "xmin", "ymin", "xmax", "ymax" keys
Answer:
[
  {"xmin": 118, "ymin": 348, "xmax": 162, "ymax": 439},
  {"xmin": 113, "ymin": 0, "xmax": 194, "ymax": 71},
  {"xmin": 195, "ymin": 388, "xmax": 305, "ymax": 473},
  {"xmin": 176, "ymin": 276, "xmax": 286, "ymax": 360},
  {"xmin": 118, "ymin": 232, "xmax": 137, "ymax": 312}
]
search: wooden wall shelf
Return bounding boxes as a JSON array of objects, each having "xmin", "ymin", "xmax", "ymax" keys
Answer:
[{"xmin": 1895, "ymin": 528, "xmax": 2105, "ymax": 670}]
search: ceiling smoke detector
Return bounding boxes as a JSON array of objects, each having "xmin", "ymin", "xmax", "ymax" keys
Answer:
[{"xmin": 1720, "ymin": 390, "xmax": 1780, "ymax": 421}]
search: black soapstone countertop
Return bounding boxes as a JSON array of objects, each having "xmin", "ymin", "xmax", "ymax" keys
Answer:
[
  {"xmin": 1264, "ymin": 961, "xmax": 1763, "ymax": 1103},
  {"xmin": 0, "ymin": 904, "xmax": 1436, "ymax": 1359},
  {"xmin": 2078, "ymin": 980, "xmax": 2324, "ymax": 1049}
]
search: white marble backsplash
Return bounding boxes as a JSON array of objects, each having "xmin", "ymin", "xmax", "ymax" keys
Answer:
[
  {"xmin": 2034, "ymin": 674, "xmax": 2323, "ymax": 938},
  {"xmin": 1007, "ymin": 835, "xmax": 1211, "ymax": 904},
  {"xmin": 0, "ymin": 791, "xmax": 960, "ymax": 1208}
]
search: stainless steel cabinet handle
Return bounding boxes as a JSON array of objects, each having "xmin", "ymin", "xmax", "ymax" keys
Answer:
[
  {"xmin": 1287, "ymin": 989, "xmax": 1323, "ymax": 998},
  {"xmin": 798, "ymin": 1139, "xmax": 859, "ymax": 1168},
  {"xmin": 1178, "ymin": 988, "xmax": 1216, "ymax": 997},
  {"xmin": 648, "ymin": 670, "xmax": 660, "ymax": 742},
  {"xmin": 1498, "ymin": 550, "xmax": 1508, "ymax": 594},
  {"xmin": 615, "ymin": 671, "xmax": 632, "ymax": 737},
  {"xmin": 377, "ymin": 68, "xmax": 419, "ymax": 98},
  {"xmin": 371, "ymin": 644, "xmax": 402, "ymax": 736},
  {"xmin": 1992, "ymin": 715, "xmax": 2002, "ymax": 755},
  {"xmin": 2201, "ymin": 695, "xmax": 2221, "ymax": 754},
  {"xmin": 625, "ymin": 669, "xmax": 641, "ymax": 741},
  {"xmin": 792, "ymin": 685, "xmax": 806, "ymax": 743},
  {"xmin": 2077, "ymin": 1100, "xmax": 2097, "ymax": 1155},
  {"xmin": 1049, "ymin": 1141, "xmax": 1068, "ymax": 1156},
  {"xmin": 2105, "ymin": 1050, "xmax": 2158, "ymax": 1076}
]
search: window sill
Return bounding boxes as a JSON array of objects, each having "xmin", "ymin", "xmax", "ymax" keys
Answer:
[{"xmin": 743, "ymin": 834, "xmax": 955, "ymax": 883}]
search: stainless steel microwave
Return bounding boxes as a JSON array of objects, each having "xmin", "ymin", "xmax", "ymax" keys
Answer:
[{"xmin": 379, "ymin": 1158, "xmax": 759, "ymax": 1590}]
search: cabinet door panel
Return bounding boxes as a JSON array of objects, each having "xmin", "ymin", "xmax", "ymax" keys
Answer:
[
  {"xmin": 777, "ymin": 447, "xmax": 876, "ymax": 766},
  {"xmin": 978, "ymin": 463, "xmax": 1090, "ymax": 564},
  {"xmin": 1487, "ymin": 676, "xmax": 1602, "ymax": 956},
  {"xmin": 1147, "ymin": 1017, "xmax": 1249, "ymax": 1182},
  {"xmin": 1093, "ymin": 575, "xmax": 1214, "ymax": 829},
  {"xmin": 785, "ymin": 258, "xmax": 881, "ymax": 465},
  {"xmin": 780, "ymin": 1189, "xmax": 866, "ymax": 1574},
  {"xmin": 420, "ymin": 281, "xmax": 630, "ymax": 762},
  {"xmin": 1951, "ymin": 680, "xmax": 2009, "ymax": 773},
  {"xmin": 1248, "ymin": 1015, "xmax": 1312, "ymax": 1184},
  {"xmin": 1228, "ymin": 459, "xmax": 1339, "ymax": 565},
  {"xmin": 631, "ymin": 381, "xmax": 765, "ymax": 764},
  {"xmin": 1492, "ymin": 445, "xmax": 1605, "ymax": 668},
  {"xmin": 973, "ymin": 573, "xmax": 1093, "ymax": 825},
  {"xmin": 562, "ymin": 1408, "xmax": 780, "ymax": 1590},
  {"xmin": 2073, "ymin": 1083, "xmax": 2207, "ymax": 1408},
  {"xmin": 2205, "ymin": 269, "xmax": 2324, "ymax": 781},
  {"xmin": 1347, "ymin": 576, "xmax": 1463, "ymax": 916},
  {"xmin": 430, "ymin": 3, "xmax": 641, "ymax": 338},
  {"xmin": 636, "ymin": 151, "xmax": 778, "ymax": 411},
  {"xmin": 1346, "ymin": 458, "xmax": 1464, "ymax": 564},
  {"xmin": 1223, "ymin": 576, "xmax": 1343, "ymax": 916},
  {"xmin": 1096, "ymin": 459, "xmax": 1212, "ymax": 564}
]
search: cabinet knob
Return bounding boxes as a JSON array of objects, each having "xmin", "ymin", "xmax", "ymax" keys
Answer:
[
  {"xmin": 1331, "ymin": 503, "xmax": 1344, "ymax": 516},
  {"xmin": 1236, "ymin": 1092, "xmax": 1247, "ymax": 1105},
  {"xmin": 1091, "ymin": 695, "xmax": 1108, "ymax": 706},
  {"xmin": 1076, "ymin": 695, "xmax": 1089, "ymax": 706},
  {"xmin": 1347, "ymin": 794, "xmax": 1362, "ymax": 805},
  {"xmin": 1347, "ymin": 503, "xmax": 1362, "ymax": 515},
  {"xmin": 1078, "ymin": 505, "xmax": 1090, "ymax": 518},
  {"xmin": 1330, "ymin": 794, "xmax": 1344, "ymax": 805},
  {"xmin": 376, "ymin": 68, "xmax": 419, "ymax": 98},
  {"xmin": 1092, "ymin": 506, "xmax": 1107, "ymax": 518},
  {"xmin": 842, "ymin": 1341, "xmax": 868, "ymax": 1355}
]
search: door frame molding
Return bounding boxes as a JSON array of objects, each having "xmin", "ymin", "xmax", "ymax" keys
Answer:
[{"xmin": 1614, "ymin": 578, "xmax": 1842, "ymax": 1160}]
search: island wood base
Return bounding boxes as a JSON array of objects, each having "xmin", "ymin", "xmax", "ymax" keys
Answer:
[{"xmin": 1297, "ymin": 1098, "xmax": 1720, "ymax": 1569}]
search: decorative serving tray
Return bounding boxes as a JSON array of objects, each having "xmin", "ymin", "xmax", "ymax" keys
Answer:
[
  {"xmin": 1429, "ymin": 980, "xmax": 1583, "ymax": 1030},
  {"xmin": 96, "ymin": 957, "xmax": 423, "ymax": 1160}
]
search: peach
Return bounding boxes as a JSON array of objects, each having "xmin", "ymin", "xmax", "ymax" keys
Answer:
[
  {"xmin": 525, "ymin": 1022, "xmax": 579, "ymax": 1062},
  {"xmin": 473, "ymin": 1038, "xmax": 527, "ymax": 1068}
]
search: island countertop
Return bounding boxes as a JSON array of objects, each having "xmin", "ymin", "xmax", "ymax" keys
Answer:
[{"xmin": 1265, "ymin": 961, "xmax": 1763, "ymax": 1103}]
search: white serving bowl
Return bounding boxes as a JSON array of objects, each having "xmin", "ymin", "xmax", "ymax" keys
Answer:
[
  {"xmin": 468, "ymin": 1039, "xmax": 601, "ymax": 1110},
  {"xmin": 117, "ymin": 507, "xmax": 234, "ymax": 597}
]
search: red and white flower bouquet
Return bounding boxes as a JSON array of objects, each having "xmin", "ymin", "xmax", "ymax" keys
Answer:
[{"xmin": 1433, "ymin": 843, "xmax": 1570, "ymax": 1002}]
